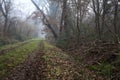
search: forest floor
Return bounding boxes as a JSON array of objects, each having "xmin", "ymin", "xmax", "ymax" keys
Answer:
[{"xmin": 0, "ymin": 40, "xmax": 120, "ymax": 80}]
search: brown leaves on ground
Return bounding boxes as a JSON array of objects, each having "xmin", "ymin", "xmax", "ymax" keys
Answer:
[
  {"xmin": 2, "ymin": 41, "xmax": 120, "ymax": 80},
  {"xmin": 84, "ymin": 41, "xmax": 120, "ymax": 64},
  {"xmin": 66, "ymin": 40, "xmax": 120, "ymax": 80},
  {"xmin": 42, "ymin": 46, "xmax": 81, "ymax": 80}
]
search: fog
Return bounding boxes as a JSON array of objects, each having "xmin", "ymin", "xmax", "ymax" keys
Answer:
[{"xmin": 11, "ymin": 0, "xmax": 45, "ymax": 38}]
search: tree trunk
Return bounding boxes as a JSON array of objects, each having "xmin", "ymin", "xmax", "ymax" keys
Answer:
[
  {"xmin": 113, "ymin": 0, "xmax": 119, "ymax": 43},
  {"xmin": 59, "ymin": 0, "xmax": 67, "ymax": 34},
  {"xmin": 3, "ymin": 18, "xmax": 8, "ymax": 36}
]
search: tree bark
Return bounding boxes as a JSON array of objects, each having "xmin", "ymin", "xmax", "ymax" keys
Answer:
[
  {"xmin": 59, "ymin": 0, "xmax": 67, "ymax": 34},
  {"xmin": 113, "ymin": 0, "xmax": 119, "ymax": 43}
]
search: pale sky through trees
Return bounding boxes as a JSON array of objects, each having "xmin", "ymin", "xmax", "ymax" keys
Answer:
[
  {"xmin": 13, "ymin": 0, "xmax": 36, "ymax": 18},
  {"xmin": 12, "ymin": 0, "xmax": 48, "ymax": 19},
  {"xmin": 12, "ymin": 0, "xmax": 46, "ymax": 38}
]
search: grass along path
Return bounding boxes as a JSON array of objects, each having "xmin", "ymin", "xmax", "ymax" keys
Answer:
[
  {"xmin": 0, "ymin": 39, "xmax": 40, "ymax": 79},
  {"xmin": 0, "ymin": 40, "xmax": 33, "ymax": 55}
]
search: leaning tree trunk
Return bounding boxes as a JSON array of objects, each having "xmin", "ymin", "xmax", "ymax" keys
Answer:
[{"xmin": 31, "ymin": 0, "xmax": 58, "ymax": 39}]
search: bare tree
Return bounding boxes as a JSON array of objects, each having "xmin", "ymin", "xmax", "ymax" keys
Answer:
[
  {"xmin": 113, "ymin": 0, "xmax": 119, "ymax": 43},
  {"xmin": 92, "ymin": 0, "xmax": 102, "ymax": 40},
  {"xmin": 0, "ymin": 0, "xmax": 11, "ymax": 36}
]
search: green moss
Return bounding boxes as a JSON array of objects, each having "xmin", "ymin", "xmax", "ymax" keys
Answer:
[{"xmin": 0, "ymin": 39, "xmax": 36, "ymax": 50}]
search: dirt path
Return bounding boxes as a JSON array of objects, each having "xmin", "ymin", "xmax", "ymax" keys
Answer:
[
  {"xmin": 4, "ymin": 46, "xmax": 46, "ymax": 80},
  {"xmin": 2, "ymin": 41, "xmax": 82, "ymax": 80}
]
